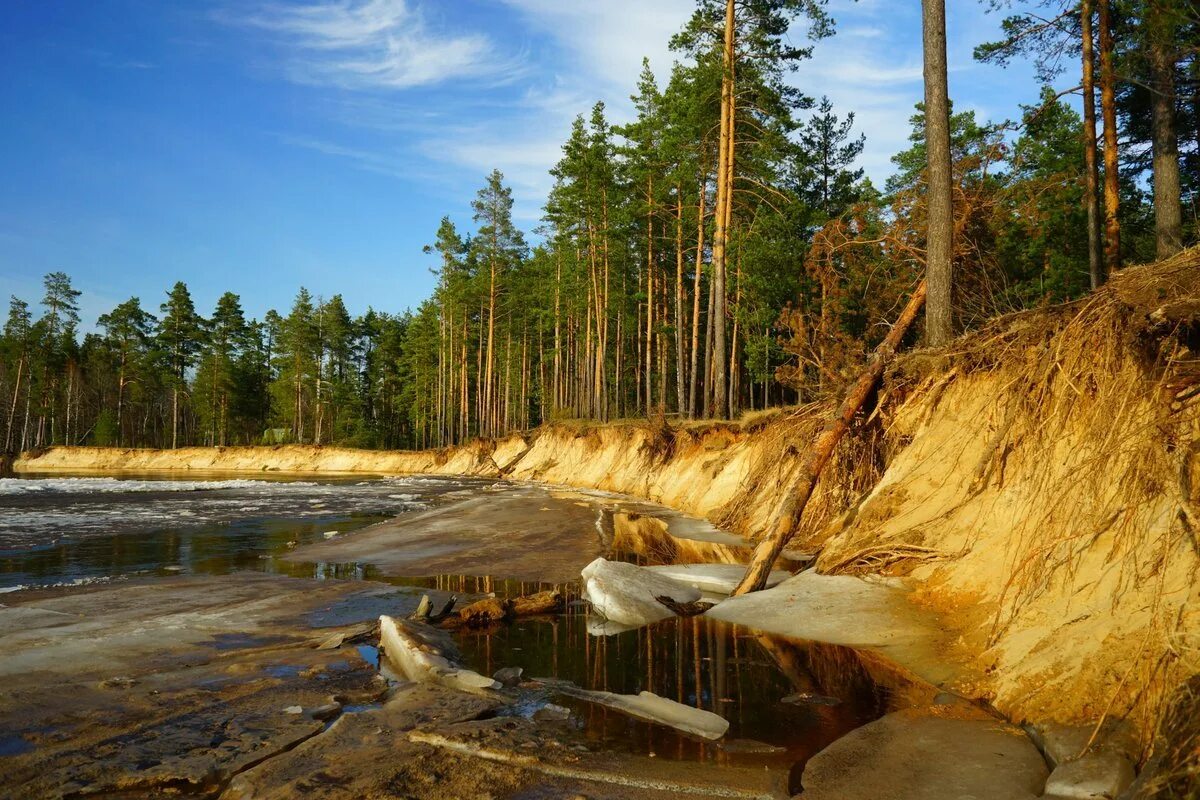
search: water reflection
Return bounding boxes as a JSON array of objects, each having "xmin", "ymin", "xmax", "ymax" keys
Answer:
[
  {"xmin": 0, "ymin": 473, "xmax": 476, "ymax": 590},
  {"xmin": 0, "ymin": 513, "xmax": 389, "ymax": 589},
  {"xmin": 454, "ymin": 607, "xmax": 896, "ymax": 768}
]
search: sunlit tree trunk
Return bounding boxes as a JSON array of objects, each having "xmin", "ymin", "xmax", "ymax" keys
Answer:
[
  {"xmin": 6, "ymin": 355, "xmax": 24, "ymax": 452},
  {"xmin": 1098, "ymin": 0, "xmax": 1121, "ymax": 273},
  {"xmin": 1081, "ymin": 0, "xmax": 1105, "ymax": 288},
  {"xmin": 922, "ymin": 0, "xmax": 953, "ymax": 346},
  {"xmin": 710, "ymin": 0, "xmax": 735, "ymax": 418},
  {"xmin": 553, "ymin": 254, "xmax": 562, "ymax": 416},
  {"xmin": 675, "ymin": 184, "xmax": 687, "ymax": 416},
  {"xmin": 645, "ymin": 175, "xmax": 654, "ymax": 411},
  {"xmin": 484, "ymin": 245, "xmax": 497, "ymax": 438},
  {"xmin": 689, "ymin": 168, "xmax": 707, "ymax": 419}
]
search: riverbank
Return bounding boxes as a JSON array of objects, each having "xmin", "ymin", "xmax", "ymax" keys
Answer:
[{"xmin": 13, "ymin": 251, "xmax": 1200, "ymax": 793}]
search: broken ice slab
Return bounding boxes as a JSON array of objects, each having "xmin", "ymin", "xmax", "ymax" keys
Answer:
[
  {"xmin": 580, "ymin": 557, "xmax": 700, "ymax": 627},
  {"xmin": 535, "ymin": 677, "xmax": 729, "ymax": 741},
  {"xmin": 378, "ymin": 615, "xmax": 500, "ymax": 693},
  {"xmin": 643, "ymin": 563, "xmax": 791, "ymax": 596},
  {"xmin": 585, "ymin": 616, "xmax": 644, "ymax": 637}
]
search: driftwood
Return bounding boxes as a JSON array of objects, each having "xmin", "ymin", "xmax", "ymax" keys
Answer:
[
  {"xmin": 654, "ymin": 595, "xmax": 714, "ymax": 617},
  {"xmin": 732, "ymin": 280, "xmax": 929, "ymax": 596},
  {"xmin": 510, "ymin": 590, "xmax": 564, "ymax": 616},
  {"xmin": 409, "ymin": 594, "xmax": 458, "ymax": 624},
  {"xmin": 441, "ymin": 590, "xmax": 564, "ymax": 628}
]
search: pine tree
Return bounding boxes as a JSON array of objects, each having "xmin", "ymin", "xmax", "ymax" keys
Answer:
[
  {"xmin": 97, "ymin": 298, "xmax": 156, "ymax": 447},
  {"xmin": 798, "ymin": 96, "xmax": 865, "ymax": 219},
  {"xmin": 196, "ymin": 292, "xmax": 248, "ymax": 446},
  {"xmin": 3, "ymin": 297, "xmax": 33, "ymax": 452},
  {"xmin": 472, "ymin": 170, "xmax": 527, "ymax": 436},
  {"xmin": 275, "ymin": 289, "xmax": 317, "ymax": 443},
  {"xmin": 158, "ymin": 282, "xmax": 204, "ymax": 449}
]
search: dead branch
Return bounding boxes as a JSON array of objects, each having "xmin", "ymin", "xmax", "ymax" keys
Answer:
[{"xmin": 733, "ymin": 279, "xmax": 929, "ymax": 595}]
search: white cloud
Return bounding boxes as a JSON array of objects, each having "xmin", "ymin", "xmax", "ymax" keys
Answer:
[
  {"xmin": 499, "ymin": 0, "xmax": 695, "ymax": 95},
  {"xmin": 224, "ymin": 0, "xmax": 521, "ymax": 89}
]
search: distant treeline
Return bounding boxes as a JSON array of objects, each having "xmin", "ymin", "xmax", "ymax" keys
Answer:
[{"xmin": 2, "ymin": 1, "xmax": 1197, "ymax": 451}]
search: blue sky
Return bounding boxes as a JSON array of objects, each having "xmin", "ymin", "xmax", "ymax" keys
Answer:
[{"xmin": 0, "ymin": 0, "xmax": 1045, "ymax": 329}]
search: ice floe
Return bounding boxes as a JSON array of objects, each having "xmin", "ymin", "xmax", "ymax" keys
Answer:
[
  {"xmin": 378, "ymin": 615, "xmax": 499, "ymax": 693},
  {"xmin": 539, "ymin": 678, "xmax": 729, "ymax": 740},
  {"xmin": 580, "ymin": 557, "xmax": 700, "ymax": 627},
  {"xmin": 643, "ymin": 563, "xmax": 790, "ymax": 596}
]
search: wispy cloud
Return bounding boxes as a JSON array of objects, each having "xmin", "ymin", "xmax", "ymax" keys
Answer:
[
  {"xmin": 277, "ymin": 133, "xmax": 410, "ymax": 178},
  {"xmin": 498, "ymin": 0, "xmax": 694, "ymax": 95},
  {"xmin": 221, "ymin": 0, "xmax": 522, "ymax": 90},
  {"xmin": 80, "ymin": 47, "xmax": 158, "ymax": 70}
]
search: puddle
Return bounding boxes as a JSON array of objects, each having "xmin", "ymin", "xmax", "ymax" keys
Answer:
[
  {"xmin": 452, "ymin": 605, "xmax": 904, "ymax": 769},
  {"xmin": 355, "ymin": 644, "xmax": 380, "ymax": 668},
  {"xmin": 0, "ymin": 733, "xmax": 34, "ymax": 757}
]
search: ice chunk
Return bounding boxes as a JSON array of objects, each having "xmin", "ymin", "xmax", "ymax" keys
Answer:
[
  {"xmin": 541, "ymin": 679, "xmax": 728, "ymax": 740},
  {"xmin": 581, "ymin": 557, "xmax": 701, "ymax": 627},
  {"xmin": 643, "ymin": 563, "xmax": 790, "ymax": 595},
  {"xmin": 586, "ymin": 617, "xmax": 643, "ymax": 637},
  {"xmin": 378, "ymin": 615, "xmax": 499, "ymax": 693}
]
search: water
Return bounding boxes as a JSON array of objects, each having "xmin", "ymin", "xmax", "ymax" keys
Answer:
[
  {"xmin": 456, "ymin": 608, "xmax": 892, "ymax": 771},
  {"xmin": 0, "ymin": 473, "xmax": 478, "ymax": 590},
  {"xmin": 0, "ymin": 472, "xmax": 912, "ymax": 776}
]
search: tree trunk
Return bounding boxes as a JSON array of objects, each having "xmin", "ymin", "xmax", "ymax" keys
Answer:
[
  {"xmin": 1098, "ymin": 0, "xmax": 1121, "ymax": 273},
  {"xmin": 485, "ymin": 251, "xmax": 497, "ymax": 438},
  {"xmin": 710, "ymin": 0, "xmax": 735, "ymax": 419},
  {"xmin": 116, "ymin": 353, "xmax": 126, "ymax": 447},
  {"xmin": 689, "ymin": 169, "xmax": 707, "ymax": 419},
  {"xmin": 922, "ymin": 0, "xmax": 953, "ymax": 347},
  {"xmin": 1148, "ymin": 0, "xmax": 1182, "ymax": 258},
  {"xmin": 732, "ymin": 280, "xmax": 929, "ymax": 596},
  {"xmin": 5, "ymin": 356, "xmax": 23, "ymax": 452},
  {"xmin": 645, "ymin": 176, "xmax": 655, "ymax": 412},
  {"xmin": 553, "ymin": 255, "xmax": 562, "ymax": 415},
  {"xmin": 703, "ymin": 260, "xmax": 715, "ymax": 418},
  {"xmin": 675, "ymin": 185, "xmax": 687, "ymax": 416},
  {"xmin": 1081, "ymin": 0, "xmax": 1105, "ymax": 288}
]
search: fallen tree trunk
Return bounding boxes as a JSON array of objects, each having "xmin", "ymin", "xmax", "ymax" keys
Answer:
[
  {"xmin": 443, "ymin": 590, "xmax": 564, "ymax": 628},
  {"xmin": 732, "ymin": 280, "xmax": 929, "ymax": 596}
]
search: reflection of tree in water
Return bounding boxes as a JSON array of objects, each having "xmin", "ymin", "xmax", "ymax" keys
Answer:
[
  {"xmin": 456, "ymin": 608, "xmax": 901, "ymax": 768},
  {"xmin": 607, "ymin": 511, "xmax": 747, "ymax": 565}
]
